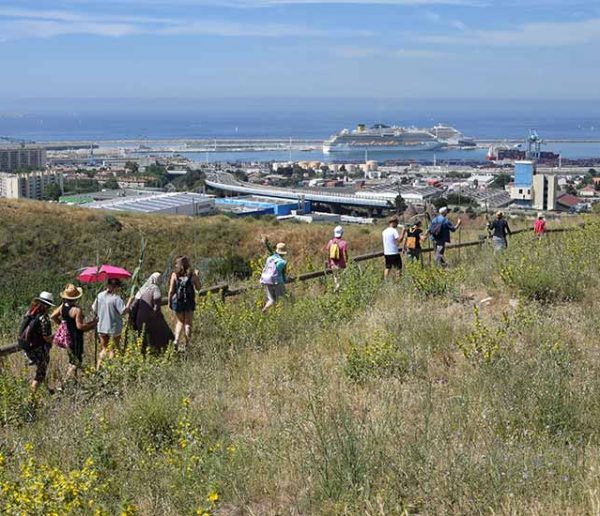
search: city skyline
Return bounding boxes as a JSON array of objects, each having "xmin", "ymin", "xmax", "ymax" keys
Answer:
[{"xmin": 0, "ymin": 0, "xmax": 599, "ymax": 102}]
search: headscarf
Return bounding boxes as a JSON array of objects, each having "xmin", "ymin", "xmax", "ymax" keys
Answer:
[{"xmin": 135, "ymin": 272, "xmax": 162, "ymax": 300}]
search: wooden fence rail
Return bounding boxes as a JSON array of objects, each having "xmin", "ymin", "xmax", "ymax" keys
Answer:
[{"xmin": 0, "ymin": 226, "xmax": 570, "ymax": 358}]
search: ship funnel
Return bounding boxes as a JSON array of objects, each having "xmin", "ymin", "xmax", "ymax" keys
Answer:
[{"xmin": 357, "ymin": 124, "xmax": 366, "ymax": 133}]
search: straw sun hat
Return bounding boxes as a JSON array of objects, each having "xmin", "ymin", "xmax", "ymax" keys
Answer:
[
  {"xmin": 275, "ymin": 243, "xmax": 288, "ymax": 255},
  {"xmin": 61, "ymin": 283, "xmax": 83, "ymax": 300}
]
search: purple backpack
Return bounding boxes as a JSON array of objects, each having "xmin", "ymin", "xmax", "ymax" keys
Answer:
[
  {"xmin": 52, "ymin": 321, "xmax": 72, "ymax": 349},
  {"xmin": 260, "ymin": 257, "xmax": 280, "ymax": 285}
]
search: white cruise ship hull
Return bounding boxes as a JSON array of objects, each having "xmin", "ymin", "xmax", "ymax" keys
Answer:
[{"xmin": 323, "ymin": 141, "xmax": 445, "ymax": 154}]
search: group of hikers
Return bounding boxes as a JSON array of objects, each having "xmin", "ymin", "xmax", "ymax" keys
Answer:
[
  {"xmin": 17, "ymin": 256, "xmax": 203, "ymax": 394},
  {"xmin": 16, "ymin": 208, "xmax": 547, "ymax": 394}
]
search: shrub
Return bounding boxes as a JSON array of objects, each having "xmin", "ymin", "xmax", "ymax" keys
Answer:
[
  {"xmin": 345, "ymin": 331, "xmax": 409, "ymax": 383},
  {"xmin": 0, "ymin": 445, "xmax": 108, "ymax": 515},
  {"xmin": 406, "ymin": 261, "xmax": 463, "ymax": 298},
  {"xmin": 500, "ymin": 234, "xmax": 589, "ymax": 302}
]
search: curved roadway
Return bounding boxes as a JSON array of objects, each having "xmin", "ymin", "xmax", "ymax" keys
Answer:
[{"xmin": 205, "ymin": 172, "xmax": 392, "ymax": 209}]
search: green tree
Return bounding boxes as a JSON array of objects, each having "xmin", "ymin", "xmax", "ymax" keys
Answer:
[
  {"xmin": 125, "ymin": 161, "xmax": 139, "ymax": 174},
  {"xmin": 43, "ymin": 183, "xmax": 62, "ymax": 201},
  {"xmin": 104, "ymin": 177, "xmax": 120, "ymax": 190},
  {"xmin": 492, "ymin": 173, "xmax": 512, "ymax": 188},
  {"xmin": 565, "ymin": 184, "xmax": 578, "ymax": 196},
  {"xmin": 389, "ymin": 194, "xmax": 408, "ymax": 216}
]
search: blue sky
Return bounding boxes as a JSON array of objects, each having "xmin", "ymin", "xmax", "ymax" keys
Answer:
[{"xmin": 0, "ymin": 0, "xmax": 599, "ymax": 100}]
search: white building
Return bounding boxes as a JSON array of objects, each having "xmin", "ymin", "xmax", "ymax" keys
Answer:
[
  {"xmin": 532, "ymin": 175, "xmax": 558, "ymax": 211},
  {"xmin": 0, "ymin": 170, "xmax": 63, "ymax": 200}
]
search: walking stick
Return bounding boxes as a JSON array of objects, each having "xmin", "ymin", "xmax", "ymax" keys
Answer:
[
  {"xmin": 458, "ymin": 226, "xmax": 462, "ymax": 261},
  {"xmin": 124, "ymin": 235, "xmax": 146, "ymax": 347}
]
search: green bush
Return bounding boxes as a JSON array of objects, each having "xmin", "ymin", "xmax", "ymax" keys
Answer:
[{"xmin": 345, "ymin": 331, "xmax": 409, "ymax": 383}]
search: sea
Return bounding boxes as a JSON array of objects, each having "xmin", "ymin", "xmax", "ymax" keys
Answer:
[{"xmin": 1, "ymin": 98, "xmax": 599, "ymax": 162}]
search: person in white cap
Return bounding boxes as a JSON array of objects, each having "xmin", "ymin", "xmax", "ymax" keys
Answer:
[
  {"xmin": 429, "ymin": 206, "xmax": 461, "ymax": 267},
  {"xmin": 325, "ymin": 225, "xmax": 349, "ymax": 291},
  {"xmin": 260, "ymin": 236, "xmax": 289, "ymax": 312},
  {"xmin": 17, "ymin": 291, "xmax": 56, "ymax": 394}
]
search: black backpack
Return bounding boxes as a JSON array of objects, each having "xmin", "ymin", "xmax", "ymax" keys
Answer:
[
  {"xmin": 175, "ymin": 276, "xmax": 194, "ymax": 306},
  {"xmin": 17, "ymin": 313, "xmax": 37, "ymax": 350}
]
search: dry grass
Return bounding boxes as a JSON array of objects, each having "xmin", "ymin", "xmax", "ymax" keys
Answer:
[{"xmin": 0, "ymin": 200, "xmax": 596, "ymax": 514}]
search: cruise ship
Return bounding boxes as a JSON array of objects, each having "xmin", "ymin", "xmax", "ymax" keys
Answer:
[{"xmin": 323, "ymin": 123, "xmax": 471, "ymax": 153}]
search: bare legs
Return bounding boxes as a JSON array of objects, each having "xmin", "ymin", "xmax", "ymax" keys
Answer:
[
  {"xmin": 174, "ymin": 311, "xmax": 193, "ymax": 351},
  {"xmin": 97, "ymin": 334, "xmax": 121, "ymax": 368}
]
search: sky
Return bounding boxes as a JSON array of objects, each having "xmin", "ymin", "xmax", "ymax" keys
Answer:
[{"xmin": 0, "ymin": 0, "xmax": 599, "ymax": 102}]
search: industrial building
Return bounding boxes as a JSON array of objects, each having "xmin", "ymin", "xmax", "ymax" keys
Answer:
[
  {"xmin": 0, "ymin": 146, "xmax": 46, "ymax": 172},
  {"xmin": 509, "ymin": 160, "xmax": 558, "ymax": 210},
  {"xmin": 84, "ymin": 192, "xmax": 215, "ymax": 216},
  {"xmin": 510, "ymin": 160, "xmax": 535, "ymax": 204},
  {"xmin": 215, "ymin": 195, "xmax": 310, "ymax": 217},
  {"xmin": 0, "ymin": 170, "xmax": 63, "ymax": 200}
]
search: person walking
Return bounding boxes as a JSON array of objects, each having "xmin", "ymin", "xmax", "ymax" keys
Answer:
[
  {"xmin": 132, "ymin": 272, "xmax": 174, "ymax": 354},
  {"xmin": 382, "ymin": 215, "xmax": 404, "ymax": 279},
  {"xmin": 51, "ymin": 284, "xmax": 97, "ymax": 381},
  {"xmin": 429, "ymin": 207, "xmax": 462, "ymax": 267},
  {"xmin": 325, "ymin": 225, "xmax": 349, "ymax": 291},
  {"xmin": 168, "ymin": 256, "xmax": 201, "ymax": 351},
  {"xmin": 404, "ymin": 220, "xmax": 426, "ymax": 265},
  {"xmin": 488, "ymin": 211, "xmax": 511, "ymax": 252},
  {"xmin": 534, "ymin": 212, "xmax": 546, "ymax": 237},
  {"xmin": 260, "ymin": 237, "xmax": 288, "ymax": 312},
  {"xmin": 18, "ymin": 292, "xmax": 56, "ymax": 394},
  {"xmin": 92, "ymin": 279, "xmax": 133, "ymax": 367}
]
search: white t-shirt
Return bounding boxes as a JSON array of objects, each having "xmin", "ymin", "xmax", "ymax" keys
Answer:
[
  {"xmin": 382, "ymin": 226, "xmax": 400, "ymax": 255},
  {"xmin": 92, "ymin": 291, "xmax": 127, "ymax": 336}
]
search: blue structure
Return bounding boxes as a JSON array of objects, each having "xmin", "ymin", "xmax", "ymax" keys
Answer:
[
  {"xmin": 215, "ymin": 196, "xmax": 311, "ymax": 217},
  {"xmin": 514, "ymin": 160, "xmax": 535, "ymax": 187}
]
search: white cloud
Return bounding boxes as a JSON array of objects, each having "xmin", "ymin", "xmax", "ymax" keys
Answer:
[
  {"xmin": 420, "ymin": 17, "xmax": 600, "ymax": 47},
  {"xmin": 62, "ymin": 0, "xmax": 481, "ymax": 5},
  {"xmin": 0, "ymin": 6, "xmax": 333, "ymax": 39},
  {"xmin": 332, "ymin": 45, "xmax": 451, "ymax": 58}
]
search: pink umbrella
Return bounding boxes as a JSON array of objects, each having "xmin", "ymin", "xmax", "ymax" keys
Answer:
[{"xmin": 78, "ymin": 264, "xmax": 132, "ymax": 284}]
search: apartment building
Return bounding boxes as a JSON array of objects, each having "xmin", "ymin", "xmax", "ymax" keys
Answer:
[
  {"xmin": 0, "ymin": 170, "xmax": 63, "ymax": 200},
  {"xmin": 0, "ymin": 146, "xmax": 47, "ymax": 172}
]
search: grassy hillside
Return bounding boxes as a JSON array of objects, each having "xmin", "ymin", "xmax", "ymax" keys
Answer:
[
  {"xmin": 0, "ymin": 198, "xmax": 512, "ymax": 336},
  {"xmin": 0, "ymin": 199, "xmax": 386, "ymax": 336},
  {"xmin": 0, "ymin": 199, "xmax": 596, "ymax": 514}
]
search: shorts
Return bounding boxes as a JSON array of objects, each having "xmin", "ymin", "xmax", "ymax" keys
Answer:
[
  {"xmin": 24, "ymin": 344, "xmax": 50, "ymax": 382},
  {"xmin": 492, "ymin": 236, "xmax": 507, "ymax": 251},
  {"xmin": 384, "ymin": 254, "xmax": 402, "ymax": 270},
  {"xmin": 171, "ymin": 297, "xmax": 196, "ymax": 314},
  {"xmin": 407, "ymin": 249, "xmax": 422, "ymax": 262},
  {"xmin": 265, "ymin": 284, "xmax": 285, "ymax": 304}
]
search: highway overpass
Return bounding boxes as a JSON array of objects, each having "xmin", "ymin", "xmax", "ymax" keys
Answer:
[{"xmin": 205, "ymin": 172, "xmax": 395, "ymax": 209}]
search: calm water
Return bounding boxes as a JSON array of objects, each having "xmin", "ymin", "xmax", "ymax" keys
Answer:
[{"xmin": 1, "ymin": 98, "xmax": 599, "ymax": 161}]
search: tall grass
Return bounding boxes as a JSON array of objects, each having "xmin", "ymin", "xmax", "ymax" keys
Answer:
[{"xmin": 1, "ymin": 204, "xmax": 598, "ymax": 514}]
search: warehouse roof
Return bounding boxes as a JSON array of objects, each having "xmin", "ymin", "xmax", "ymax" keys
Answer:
[{"xmin": 85, "ymin": 192, "xmax": 214, "ymax": 213}]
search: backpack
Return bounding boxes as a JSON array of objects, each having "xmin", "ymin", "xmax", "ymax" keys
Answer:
[
  {"xmin": 175, "ymin": 276, "xmax": 195, "ymax": 306},
  {"xmin": 429, "ymin": 219, "xmax": 443, "ymax": 239},
  {"xmin": 17, "ymin": 313, "xmax": 36, "ymax": 350},
  {"xmin": 53, "ymin": 321, "xmax": 72, "ymax": 349},
  {"xmin": 406, "ymin": 235, "xmax": 418, "ymax": 250},
  {"xmin": 329, "ymin": 240, "xmax": 341, "ymax": 261},
  {"xmin": 260, "ymin": 256, "xmax": 281, "ymax": 285}
]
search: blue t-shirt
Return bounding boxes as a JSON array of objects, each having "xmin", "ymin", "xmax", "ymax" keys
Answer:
[{"xmin": 431, "ymin": 215, "xmax": 456, "ymax": 244}]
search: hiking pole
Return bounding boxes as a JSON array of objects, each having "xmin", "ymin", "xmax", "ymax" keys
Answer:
[
  {"xmin": 458, "ymin": 226, "xmax": 462, "ymax": 261},
  {"xmin": 124, "ymin": 235, "xmax": 146, "ymax": 348}
]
